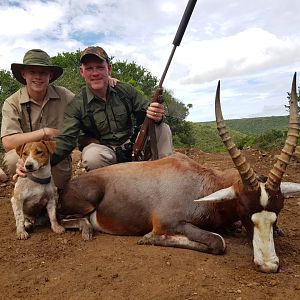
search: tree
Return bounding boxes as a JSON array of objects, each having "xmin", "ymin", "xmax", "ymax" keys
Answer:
[
  {"xmin": 0, "ymin": 69, "xmax": 21, "ymax": 119},
  {"xmin": 51, "ymin": 50, "xmax": 81, "ymax": 70},
  {"xmin": 0, "ymin": 51, "xmax": 194, "ymax": 148},
  {"xmin": 52, "ymin": 50, "xmax": 85, "ymax": 95},
  {"xmin": 111, "ymin": 60, "xmax": 158, "ymax": 96},
  {"xmin": 0, "ymin": 69, "xmax": 21, "ymax": 102}
]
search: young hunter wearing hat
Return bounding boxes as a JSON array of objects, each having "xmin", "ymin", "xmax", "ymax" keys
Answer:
[
  {"xmin": 50, "ymin": 46, "xmax": 173, "ymax": 170},
  {"xmin": 1, "ymin": 49, "xmax": 74, "ymax": 188}
]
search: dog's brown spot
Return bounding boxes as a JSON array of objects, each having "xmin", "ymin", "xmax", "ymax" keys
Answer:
[
  {"xmin": 22, "ymin": 142, "xmax": 53, "ymax": 167},
  {"xmin": 42, "ymin": 140, "xmax": 56, "ymax": 154}
]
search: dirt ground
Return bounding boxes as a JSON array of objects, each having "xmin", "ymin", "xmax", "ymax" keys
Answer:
[{"xmin": 0, "ymin": 148, "xmax": 299, "ymax": 300}]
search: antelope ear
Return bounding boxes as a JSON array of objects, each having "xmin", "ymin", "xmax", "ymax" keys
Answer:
[
  {"xmin": 280, "ymin": 182, "xmax": 300, "ymax": 197},
  {"xmin": 194, "ymin": 186, "xmax": 236, "ymax": 202}
]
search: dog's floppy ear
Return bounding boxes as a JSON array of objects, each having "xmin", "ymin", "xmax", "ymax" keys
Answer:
[
  {"xmin": 42, "ymin": 140, "xmax": 56, "ymax": 154},
  {"xmin": 16, "ymin": 143, "xmax": 26, "ymax": 156}
]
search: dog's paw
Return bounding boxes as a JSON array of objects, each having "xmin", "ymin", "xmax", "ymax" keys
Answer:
[
  {"xmin": 52, "ymin": 224, "xmax": 65, "ymax": 234},
  {"xmin": 16, "ymin": 230, "xmax": 29, "ymax": 240}
]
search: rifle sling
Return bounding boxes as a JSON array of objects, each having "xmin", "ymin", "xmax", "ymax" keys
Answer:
[
  {"xmin": 82, "ymin": 86, "xmax": 133, "ymax": 144},
  {"xmin": 82, "ymin": 87, "xmax": 102, "ymax": 142}
]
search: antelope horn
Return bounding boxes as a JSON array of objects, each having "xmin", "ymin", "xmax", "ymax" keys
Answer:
[
  {"xmin": 215, "ymin": 81, "xmax": 259, "ymax": 191},
  {"xmin": 266, "ymin": 73, "xmax": 300, "ymax": 191}
]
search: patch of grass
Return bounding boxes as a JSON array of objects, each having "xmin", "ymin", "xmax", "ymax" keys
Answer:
[
  {"xmin": 191, "ymin": 122, "xmax": 249, "ymax": 153},
  {"xmin": 203, "ymin": 115, "xmax": 289, "ymax": 136}
]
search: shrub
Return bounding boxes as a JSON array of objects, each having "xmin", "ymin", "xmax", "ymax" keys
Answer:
[{"xmin": 253, "ymin": 129, "xmax": 286, "ymax": 150}]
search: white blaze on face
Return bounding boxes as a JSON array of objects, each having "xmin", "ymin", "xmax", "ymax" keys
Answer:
[
  {"xmin": 24, "ymin": 151, "xmax": 39, "ymax": 171},
  {"xmin": 259, "ymin": 182, "xmax": 269, "ymax": 207},
  {"xmin": 251, "ymin": 211, "xmax": 279, "ymax": 273}
]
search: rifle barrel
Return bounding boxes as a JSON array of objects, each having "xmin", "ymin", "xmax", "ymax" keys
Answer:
[
  {"xmin": 173, "ymin": 0, "xmax": 197, "ymax": 47},
  {"xmin": 132, "ymin": 0, "xmax": 197, "ymax": 161},
  {"xmin": 158, "ymin": 45, "xmax": 176, "ymax": 88},
  {"xmin": 158, "ymin": 0, "xmax": 197, "ymax": 88}
]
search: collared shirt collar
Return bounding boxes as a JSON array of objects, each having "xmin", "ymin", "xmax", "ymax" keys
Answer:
[
  {"xmin": 19, "ymin": 85, "xmax": 61, "ymax": 105},
  {"xmin": 85, "ymin": 85, "xmax": 115, "ymax": 104}
]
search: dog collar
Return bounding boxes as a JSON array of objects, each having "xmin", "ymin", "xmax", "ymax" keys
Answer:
[{"xmin": 27, "ymin": 174, "xmax": 52, "ymax": 185}]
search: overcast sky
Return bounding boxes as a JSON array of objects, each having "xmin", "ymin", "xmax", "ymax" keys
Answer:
[{"xmin": 1, "ymin": 0, "xmax": 300, "ymax": 122}]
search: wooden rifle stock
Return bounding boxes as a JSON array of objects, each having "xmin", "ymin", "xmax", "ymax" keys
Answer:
[
  {"xmin": 132, "ymin": 88, "xmax": 163, "ymax": 161},
  {"xmin": 132, "ymin": 0, "xmax": 197, "ymax": 161}
]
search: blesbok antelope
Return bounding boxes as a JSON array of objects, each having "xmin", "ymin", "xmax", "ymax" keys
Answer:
[{"xmin": 59, "ymin": 73, "xmax": 300, "ymax": 273}]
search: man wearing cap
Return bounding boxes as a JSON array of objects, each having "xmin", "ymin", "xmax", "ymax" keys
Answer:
[
  {"xmin": 1, "ymin": 49, "xmax": 74, "ymax": 188},
  {"xmin": 50, "ymin": 46, "xmax": 173, "ymax": 170}
]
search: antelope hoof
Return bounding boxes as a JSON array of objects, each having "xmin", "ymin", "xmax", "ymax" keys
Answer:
[
  {"xmin": 82, "ymin": 226, "xmax": 93, "ymax": 241},
  {"xmin": 209, "ymin": 234, "xmax": 226, "ymax": 255},
  {"xmin": 137, "ymin": 232, "xmax": 155, "ymax": 245},
  {"xmin": 79, "ymin": 220, "xmax": 93, "ymax": 241}
]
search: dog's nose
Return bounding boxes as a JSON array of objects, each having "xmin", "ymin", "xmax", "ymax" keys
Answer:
[{"xmin": 25, "ymin": 163, "xmax": 34, "ymax": 171}]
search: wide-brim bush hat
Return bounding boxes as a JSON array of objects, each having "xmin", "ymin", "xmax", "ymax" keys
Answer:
[{"xmin": 11, "ymin": 49, "xmax": 63, "ymax": 85}]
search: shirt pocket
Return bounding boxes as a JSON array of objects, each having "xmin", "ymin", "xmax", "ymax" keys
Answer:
[
  {"xmin": 112, "ymin": 105, "xmax": 130, "ymax": 130},
  {"xmin": 91, "ymin": 109, "xmax": 110, "ymax": 136}
]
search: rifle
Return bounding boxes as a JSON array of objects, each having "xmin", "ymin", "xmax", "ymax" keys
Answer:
[{"xmin": 132, "ymin": 0, "xmax": 197, "ymax": 161}]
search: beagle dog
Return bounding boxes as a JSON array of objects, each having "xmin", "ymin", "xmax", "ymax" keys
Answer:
[{"xmin": 11, "ymin": 140, "xmax": 65, "ymax": 240}]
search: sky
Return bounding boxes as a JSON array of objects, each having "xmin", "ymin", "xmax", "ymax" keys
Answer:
[{"xmin": 1, "ymin": 0, "xmax": 300, "ymax": 122}]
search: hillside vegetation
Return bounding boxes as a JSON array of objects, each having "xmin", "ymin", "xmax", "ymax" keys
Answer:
[
  {"xmin": 203, "ymin": 115, "xmax": 289, "ymax": 135},
  {"xmin": 191, "ymin": 115, "xmax": 290, "ymax": 153}
]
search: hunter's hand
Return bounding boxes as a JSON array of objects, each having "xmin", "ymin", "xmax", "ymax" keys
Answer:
[
  {"xmin": 108, "ymin": 76, "xmax": 119, "ymax": 87},
  {"xmin": 42, "ymin": 127, "xmax": 59, "ymax": 140},
  {"xmin": 147, "ymin": 102, "xmax": 164, "ymax": 122},
  {"xmin": 15, "ymin": 158, "xmax": 26, "ymax": 179}
]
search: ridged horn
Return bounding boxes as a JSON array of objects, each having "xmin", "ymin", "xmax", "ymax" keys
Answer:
[
  {"xmin": 266, "ymin": 73, "xmax": 300, "ymax": 191},
  {"xmin": 215, "ymin": 81, "xmax": 259, "ymax": 191}
]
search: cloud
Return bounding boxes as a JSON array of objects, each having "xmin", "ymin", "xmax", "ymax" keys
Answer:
[
  {"xmin": 175, "ymin": 28, "xmax": 300, "ymax": 84},
  {"xmin": 0, "ymin": 0, "xmax": 300, "ymax": 122}
]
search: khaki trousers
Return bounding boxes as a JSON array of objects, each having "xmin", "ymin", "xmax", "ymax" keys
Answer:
[{"xmin": 81, "ymin": 123, "xmax": 173, "ymax": 171}]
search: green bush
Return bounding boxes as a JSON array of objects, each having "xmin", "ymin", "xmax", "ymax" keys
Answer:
[
  {"xmin": 235, "ymin": 135, "xmax": 256, "ymax": 149},
  {"xmin": 253, "ymin": 129, "xmax": 286, "ymax": 150}
]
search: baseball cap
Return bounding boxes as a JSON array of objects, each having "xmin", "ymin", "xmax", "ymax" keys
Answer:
[{"xmin": 80, "ymin": 46, "xmax": 109, "ymax": 63}]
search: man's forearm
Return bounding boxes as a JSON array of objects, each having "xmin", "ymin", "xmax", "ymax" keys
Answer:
[{"xmin": 2, "ymin": 129, "xmax": 46, "ymax": 151}]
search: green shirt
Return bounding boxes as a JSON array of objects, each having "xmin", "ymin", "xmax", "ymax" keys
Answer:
[{"xmin": 51, "ymin": 82, "xmax": 149, "ymax": 165}]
